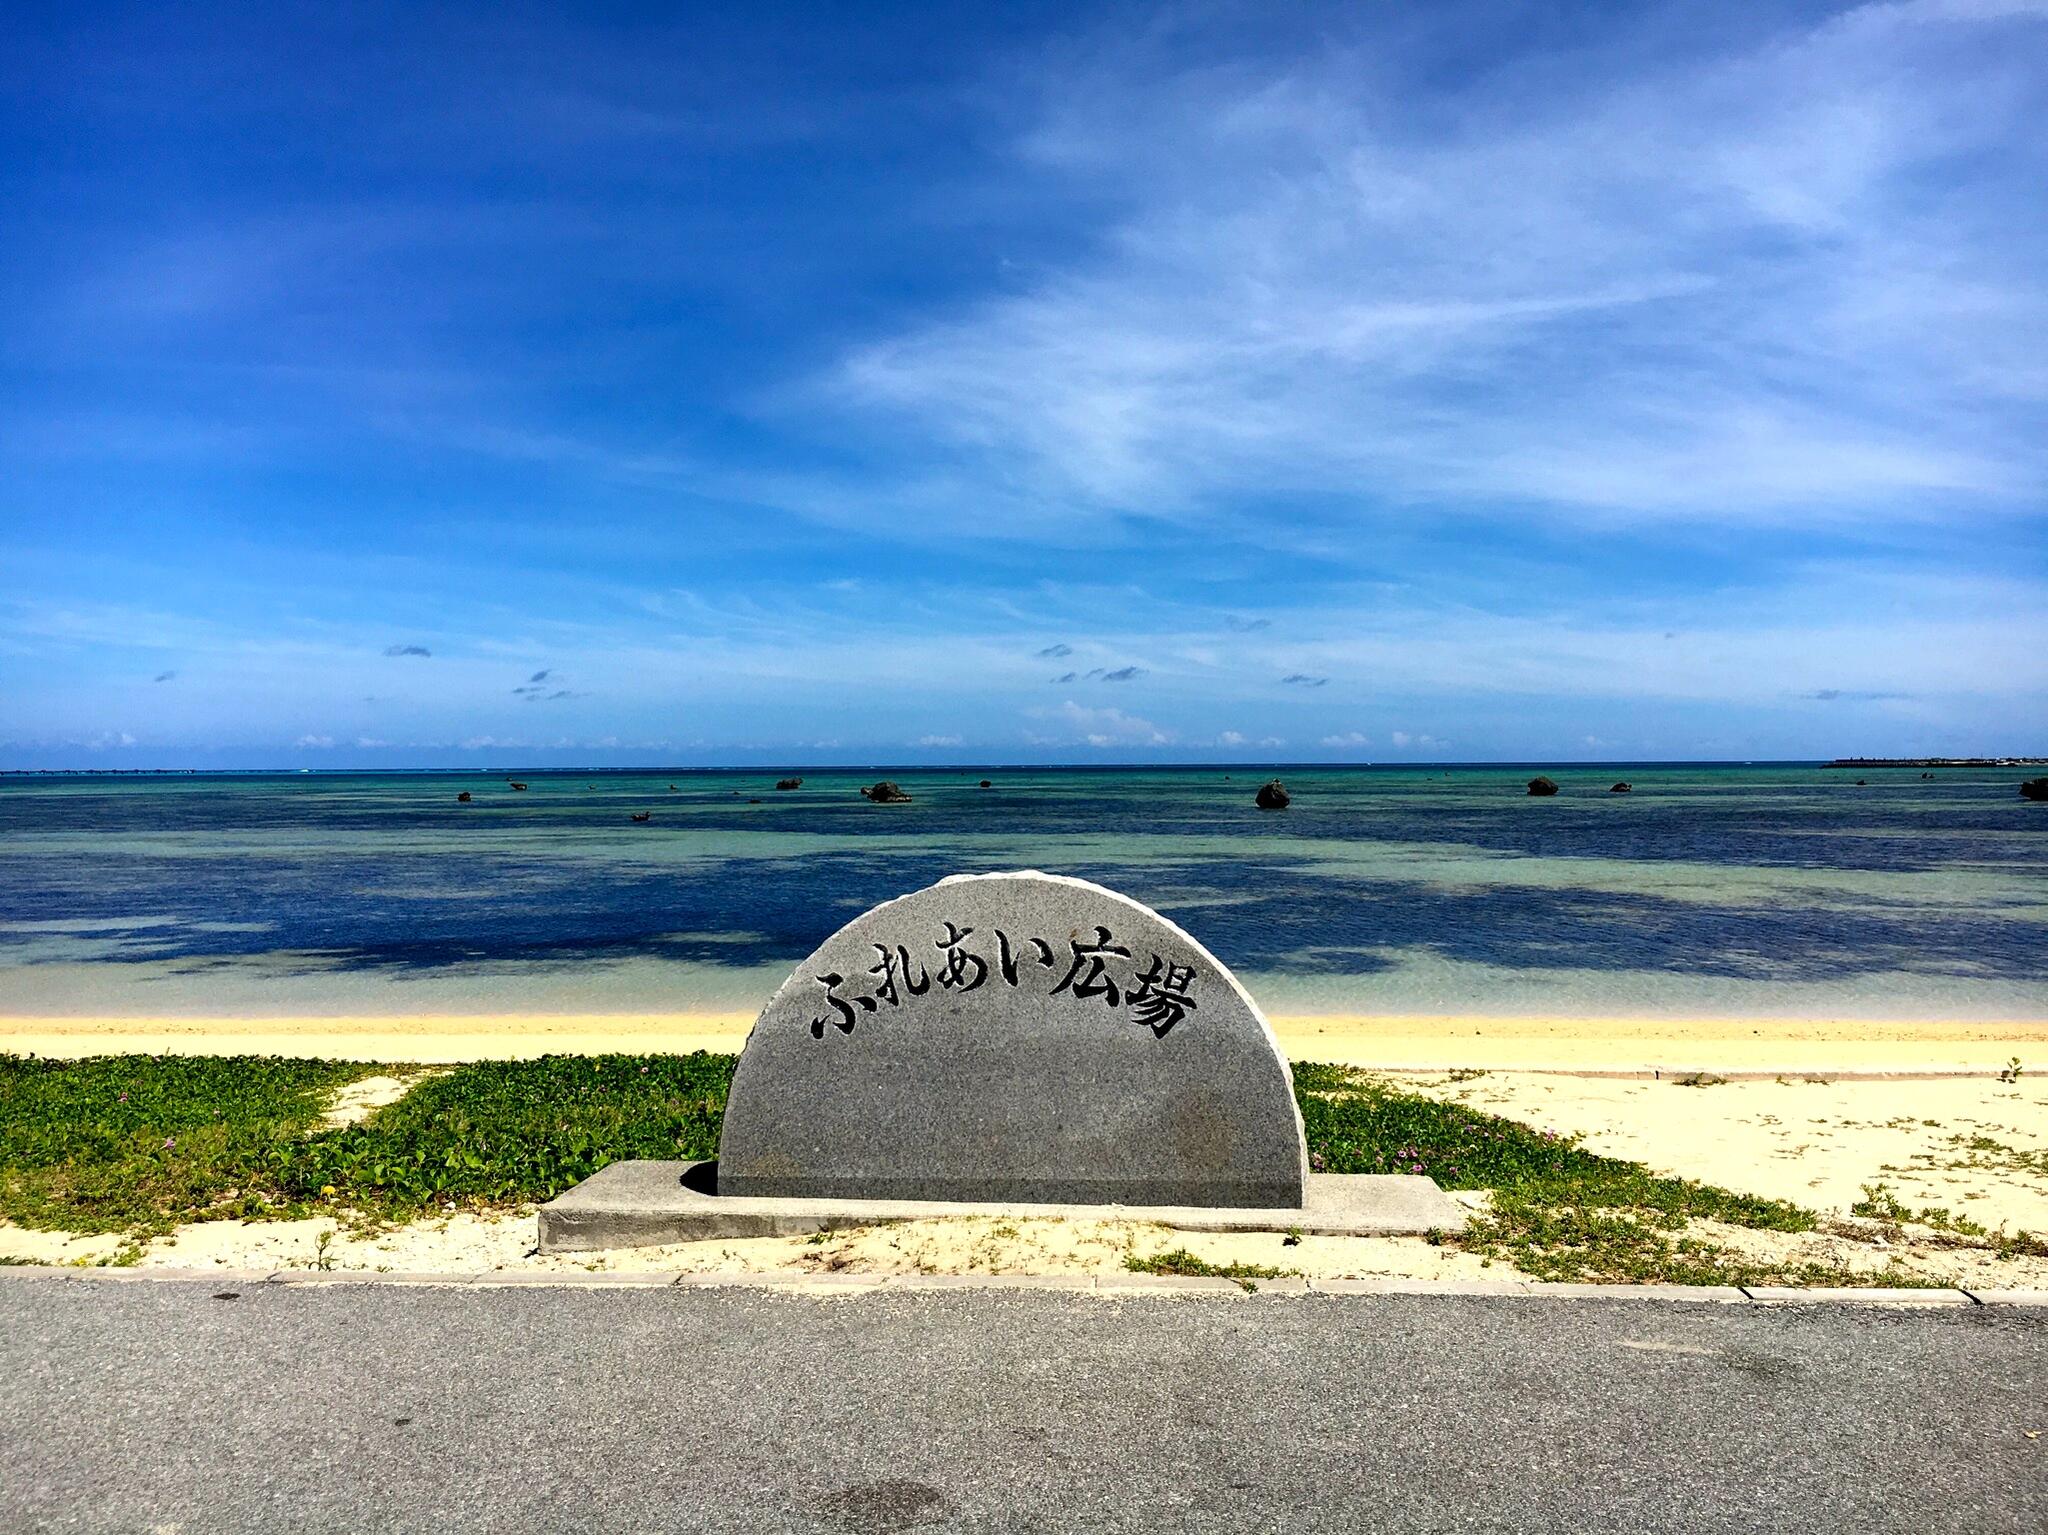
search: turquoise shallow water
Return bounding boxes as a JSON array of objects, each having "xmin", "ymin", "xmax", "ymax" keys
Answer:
[{"xmin": 1, "ymin": 764, "xmax": 2043, "ymax": 1021}]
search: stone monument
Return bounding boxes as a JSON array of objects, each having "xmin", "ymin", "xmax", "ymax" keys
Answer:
[
  {"xmin": 538, "ymin": 870, "xmax": 1465, "ymax": 1251},
  {"xmin": 717, "ymin": 871, "xmax": 1307, "ymax": 1208}
]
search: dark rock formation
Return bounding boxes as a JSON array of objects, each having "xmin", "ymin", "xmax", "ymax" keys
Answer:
[
  {"xmin": 630, "ymin": 811, "xmax": 652, "ymax": 823},
  {"xmin": 456, "ymin": 791, "xmax": 472, "ymax": 803},
  {"xmin": 861, "ymin": 781, "xmax": 913, "ymax": 803},
  {"xmin": 1255, "ymin": 779, "xmax": 1290, "ymax": 810},
  {"xmin": 775, "ymin": 777, "xmax": 803, "ymax": 791},
  {"xmin": 1527, "ymin": 776, "xmax": 1559, "ymax": 797},
  {"xmin": 2022, "ymin": 777, "xmax": 2048, "ymax": 802},
  {"xmin": 508, "ymin": 781, "xmax": 528, "ymax": 791},
  {"xmin": 979, "ymin": 779, "xmax": 993, "ymax": 788},
  {"xmin": 1609, "ymin": 782, "xmax": 1631, "ymax": 793}
]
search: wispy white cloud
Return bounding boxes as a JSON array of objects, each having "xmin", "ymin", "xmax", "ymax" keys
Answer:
[{"xmin": 827, "ymin": 0, "xmax": 2048, "ymax": 527}]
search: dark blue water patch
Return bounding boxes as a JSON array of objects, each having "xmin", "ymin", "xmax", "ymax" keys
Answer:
[
  {"xmin": 2, "ymin": 841, "xmax": 2039, "ymax": 988},
  {"xmin": 1127, "ymin": 865, "xmax": 2041, "ymax": 986}
]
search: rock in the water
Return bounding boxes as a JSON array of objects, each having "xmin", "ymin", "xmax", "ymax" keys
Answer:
[
  {"xmin": 1527, "ymin": 776, "xmax": 1559, "ymax": 796},
  {"xmin": 630, "ymin": 811, "xmax": 651, "ymax": 823},
  {"xmin": 716, "ymin": 871, "xmax": 1308, "ymax": 1208},
  {"xmin": 979, "ymin": 779, "xmax": 993, "ymax": 788},
  {"xmin": 508, "ymin": 781, "xmax": 528, "ymax": 791},
  {"xmin": 861, "ymin": 780, "xmax": 913, "ymax": 803},
  {"xmin": 775, "ymin": 777, "xmax": 803, "ymax": 791},
  {"xmin": 456, "ymin": 791, "xmax": 472, "ymax": 803},
  {"xmin": 1255, "ymin": 779, "xmax": 1290, "ymax": 810},
  {"xmin": 2022, "ymin": 777, "xmax": 2048, "ymax": 802},
  {"xmin": 1609, "ymin": 781, "xmax": 1631, "ymax": 793}
]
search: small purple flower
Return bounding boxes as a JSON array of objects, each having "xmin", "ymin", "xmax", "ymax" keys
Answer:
[{"xmin": 163, "ymin": 1137, "xmax": 175, "ymax": 1150}]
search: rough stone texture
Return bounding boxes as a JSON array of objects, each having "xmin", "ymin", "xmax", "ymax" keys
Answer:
[
  {"xmin": 1254, "ymin": 779, "xmax": 1290, "ymax": 810},
  {"xmin": 717, "ymin": 872, "xmax": 1309, "ymax": 1208},
  {"xmin": 539, "ymin": 1163, "xmax": 1456, "ymax": 1251}
]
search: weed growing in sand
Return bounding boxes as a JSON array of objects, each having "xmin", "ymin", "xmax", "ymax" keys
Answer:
[
  {"xmin": 1850, "ymin": 1181, "xmax": 2048, "ymax": 1260},
  {"xmin": 1294, "ymin": 1062, "xmax": 1836, "ymax": 1285},
  {"xmin": 1123, "ymin": 1248, "xmax": 1293, "ymax": 1290}
]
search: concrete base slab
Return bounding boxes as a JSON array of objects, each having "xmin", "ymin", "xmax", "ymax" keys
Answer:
[{"xmin": 538, "ymin": 1161, "xmax": 1466, "ymax": 1253}]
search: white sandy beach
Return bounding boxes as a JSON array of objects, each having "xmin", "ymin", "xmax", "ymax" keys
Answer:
[{"xmin": 7, "ymin": 1010, "xmax": 2044, "ymax": 1074}]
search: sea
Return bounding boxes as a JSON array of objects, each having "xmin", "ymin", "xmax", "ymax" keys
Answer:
[{"xmin": 1, "ymin": 764, "xmax": 2043, "ymax": 1023}]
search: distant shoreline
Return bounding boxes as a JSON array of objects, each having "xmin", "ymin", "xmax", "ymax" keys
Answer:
[
  {"xmin": 1823, "ymin": 757, "xmax": 2048, "ymax": 768},
  {"xmin": 6, "ymin": 757, "xmax": 2046, "ymax": 776}
]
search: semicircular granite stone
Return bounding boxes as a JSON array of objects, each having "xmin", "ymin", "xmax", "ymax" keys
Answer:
[{"xmin": 716, "ymin": 871, "xmax": 1308, "ymax": 1209}]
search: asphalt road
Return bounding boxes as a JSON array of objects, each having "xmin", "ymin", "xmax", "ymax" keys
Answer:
[{"xmin": 2, "ymin": 1279, "xmax": 2043, "ymax": 1533}]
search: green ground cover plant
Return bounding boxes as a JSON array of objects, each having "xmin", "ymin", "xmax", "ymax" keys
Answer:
[
  {"xmin": 0, "ymin": 1053, "xmax": 2018, "ymax": 1286},
  {"xmin": 272, "ymin": 1053, "xmax": 729, "ymax": 1219},
  {"xmin": 0, "ymin": 1052, "xmax": 729, "ymax": 1235},
  {"xmin": 0, "ymin": 1055, "xmax": 364, "ymax": 1235}
]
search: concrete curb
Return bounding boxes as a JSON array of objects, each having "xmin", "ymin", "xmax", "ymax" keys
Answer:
[{"xmin": 7, "ymin": 1266, "xmax": 2044, "ymax": 1305}]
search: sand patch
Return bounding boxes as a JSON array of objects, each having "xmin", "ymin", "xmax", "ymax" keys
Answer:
[
  {"xmin": 586, "ymin": 1216, "xmax": 1505, "ymax": 1283},
  {"xmin": 140, "ymin": 1212, "xmax": 536, "ymax": 1273},
  {"xmin": 1412, "ymin": 1071, "xmax": 2048, "ymax": 1233},
  {"xmin": 77, "ymin": 1211, "xmax": 1502, "ymax": 1282},
  {"xmin": 5, "ymin": 1011, "xmax": 2042, "ymax": 1072},
  {"xmin": 318, "ymin": 1072, "xmax": 429, "ymax": 1128},
  {"xmin": 1685, "ymin": 1216, "xmax": 2048, "ymax": 1290},
  {"xmin": 0, "ymin": 1225, "xmax": 130, "ymax": 1267}
]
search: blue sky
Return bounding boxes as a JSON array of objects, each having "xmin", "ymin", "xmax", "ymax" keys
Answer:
[{"xmin": 3, "ymin": 0, "xmax": 2044, "ymax": 768}]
